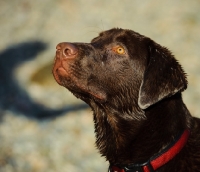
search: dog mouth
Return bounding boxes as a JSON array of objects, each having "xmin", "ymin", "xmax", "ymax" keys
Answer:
[
  {"xmin": 53, "ymin": 57, "xmax": 107, "ymax": 102},
  {"xmin": 53, "ymin": 68, "xmax": 64, "ymax": 85},
  {"xmin": 52, "ymin": 54, "xmax": 66, "ymax": 86}
]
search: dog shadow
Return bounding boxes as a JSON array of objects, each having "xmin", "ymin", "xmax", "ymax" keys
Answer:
[{"xmin": 0, "ymin": 41, "xmax": 88, "ymax": 120}]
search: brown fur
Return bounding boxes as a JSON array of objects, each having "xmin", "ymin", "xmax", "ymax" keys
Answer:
[{"xmin": 53, "ymin": 28, "xmax": 200, "ymax": 171}]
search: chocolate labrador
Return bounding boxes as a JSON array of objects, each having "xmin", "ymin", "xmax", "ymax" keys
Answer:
[{"xmin": 53, "ymin": 28, "xmax": 200, "ymax": 172}]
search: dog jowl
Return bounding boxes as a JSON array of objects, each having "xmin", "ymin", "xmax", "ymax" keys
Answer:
[{"xmin": 53, "ymin": 28, "xmax": 200, "ymax": 172}]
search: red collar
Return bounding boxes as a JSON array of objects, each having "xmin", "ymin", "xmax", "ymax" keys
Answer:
[{"xmin": 109, "ymin": 129, "xmax": 190, "ymax": 172}]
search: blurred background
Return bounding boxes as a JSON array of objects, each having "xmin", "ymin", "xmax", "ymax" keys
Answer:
[{"xmin": 0, "ymin": 0, "xmax": 200, "ymax": 172}]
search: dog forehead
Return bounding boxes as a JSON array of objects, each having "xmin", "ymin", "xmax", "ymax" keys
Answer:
[
  {"xmin": 91, "ymin": 28, "xmax": 143, "ymax": 48},
  {"xmin": 91, "ymin": 28, "xmax": 126, "ymax": 43}
]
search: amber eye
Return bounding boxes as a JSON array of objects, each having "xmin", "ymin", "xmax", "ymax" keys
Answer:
[{"xmin": 113, "ymin": 46, "xmax": 126, "ymax": 55}]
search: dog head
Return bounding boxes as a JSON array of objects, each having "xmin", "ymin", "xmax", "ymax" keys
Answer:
[{"xmin": 53, "ymin": 28, "xmax": 187, "ymax": 111}]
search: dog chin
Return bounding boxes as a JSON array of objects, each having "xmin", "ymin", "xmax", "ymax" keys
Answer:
[
  {"xmin": 73, "ymin": 85, "xmax": 107, "ymax": 103},
  {"xmin": 66, "ymin": 80, "xmax": 107, "ymax": 103},
  {"xmin": 53, "ymin": 66, "xmax": 107, "ymax": 102}
]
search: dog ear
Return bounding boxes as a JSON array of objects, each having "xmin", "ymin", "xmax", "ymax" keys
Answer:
[{"xmin": 138, "ymin": 40, "xmax": 187, "ymax": 109}]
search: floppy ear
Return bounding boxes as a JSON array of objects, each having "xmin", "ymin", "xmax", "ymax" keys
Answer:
[{"xmin": 138, "ymin": 40, "xmax": 187, "ymax": 109}]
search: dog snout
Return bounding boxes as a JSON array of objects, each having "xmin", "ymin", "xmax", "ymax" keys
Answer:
[{"xmin": 56, "ymin": 42, "xmax": 78, "ymax": 59}]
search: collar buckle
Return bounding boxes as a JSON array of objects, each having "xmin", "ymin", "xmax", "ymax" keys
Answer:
[
  {"xmin": 110, "ymin": 160, "xmax": 154, "ymax": 172},
  {"xmin": 124, "ymin": 165, "xmax": 143, "ymax": 172}
]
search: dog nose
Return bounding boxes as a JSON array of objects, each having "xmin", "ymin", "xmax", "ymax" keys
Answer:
[{"xmin": 56, "ymin": 42, "xmax": 78, "ymax": 58}]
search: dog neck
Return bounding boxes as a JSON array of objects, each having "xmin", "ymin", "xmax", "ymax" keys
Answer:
[{"xmin": 90, "ymin": 93, "xmax": 192, "ymax": 165}]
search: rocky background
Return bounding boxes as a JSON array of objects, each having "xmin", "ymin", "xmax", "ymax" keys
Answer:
[{"xmin": 0, "ymin": 0, "xmax": 200, "ymax": 172}]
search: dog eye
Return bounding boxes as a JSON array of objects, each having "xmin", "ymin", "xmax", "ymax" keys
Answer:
[{"xmin": 112, "ymin": 46, "xmax": 126, "ymax": 55}]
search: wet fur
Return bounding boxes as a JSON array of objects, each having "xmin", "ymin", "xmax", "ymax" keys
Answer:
[{"xmin": 53, "ymin": 28, "xmax": 200, "ymax": 171}]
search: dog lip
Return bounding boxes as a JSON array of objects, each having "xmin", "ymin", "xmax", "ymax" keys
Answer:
[
  {"xmin": 56, "ymin": 67, "xmax": 67, "ymax": 77},
  {"xmin": 53, "ymin": 69, "xmax": 62, "ymax": 85},
  {"xmin": 53, "ymin": 65, "xmax": 67, "ymax": 86}
]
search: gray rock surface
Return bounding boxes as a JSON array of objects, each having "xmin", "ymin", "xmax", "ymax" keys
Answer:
[{"xmin": 0, "ymin": 0, "xmax": 200, "ymax": 172}]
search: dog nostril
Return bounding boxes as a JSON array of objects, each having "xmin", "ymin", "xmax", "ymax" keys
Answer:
[
  {"xmin": 64, "ymin": 48, "xmax": 73, "ymax": 56},
  {"xmin": 56, "ymin": 42, "xmax": 78, "ymax": 58},
  {"xmin": 63, "ymin": 43, "xmax": 78, "ymax": 57}
]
